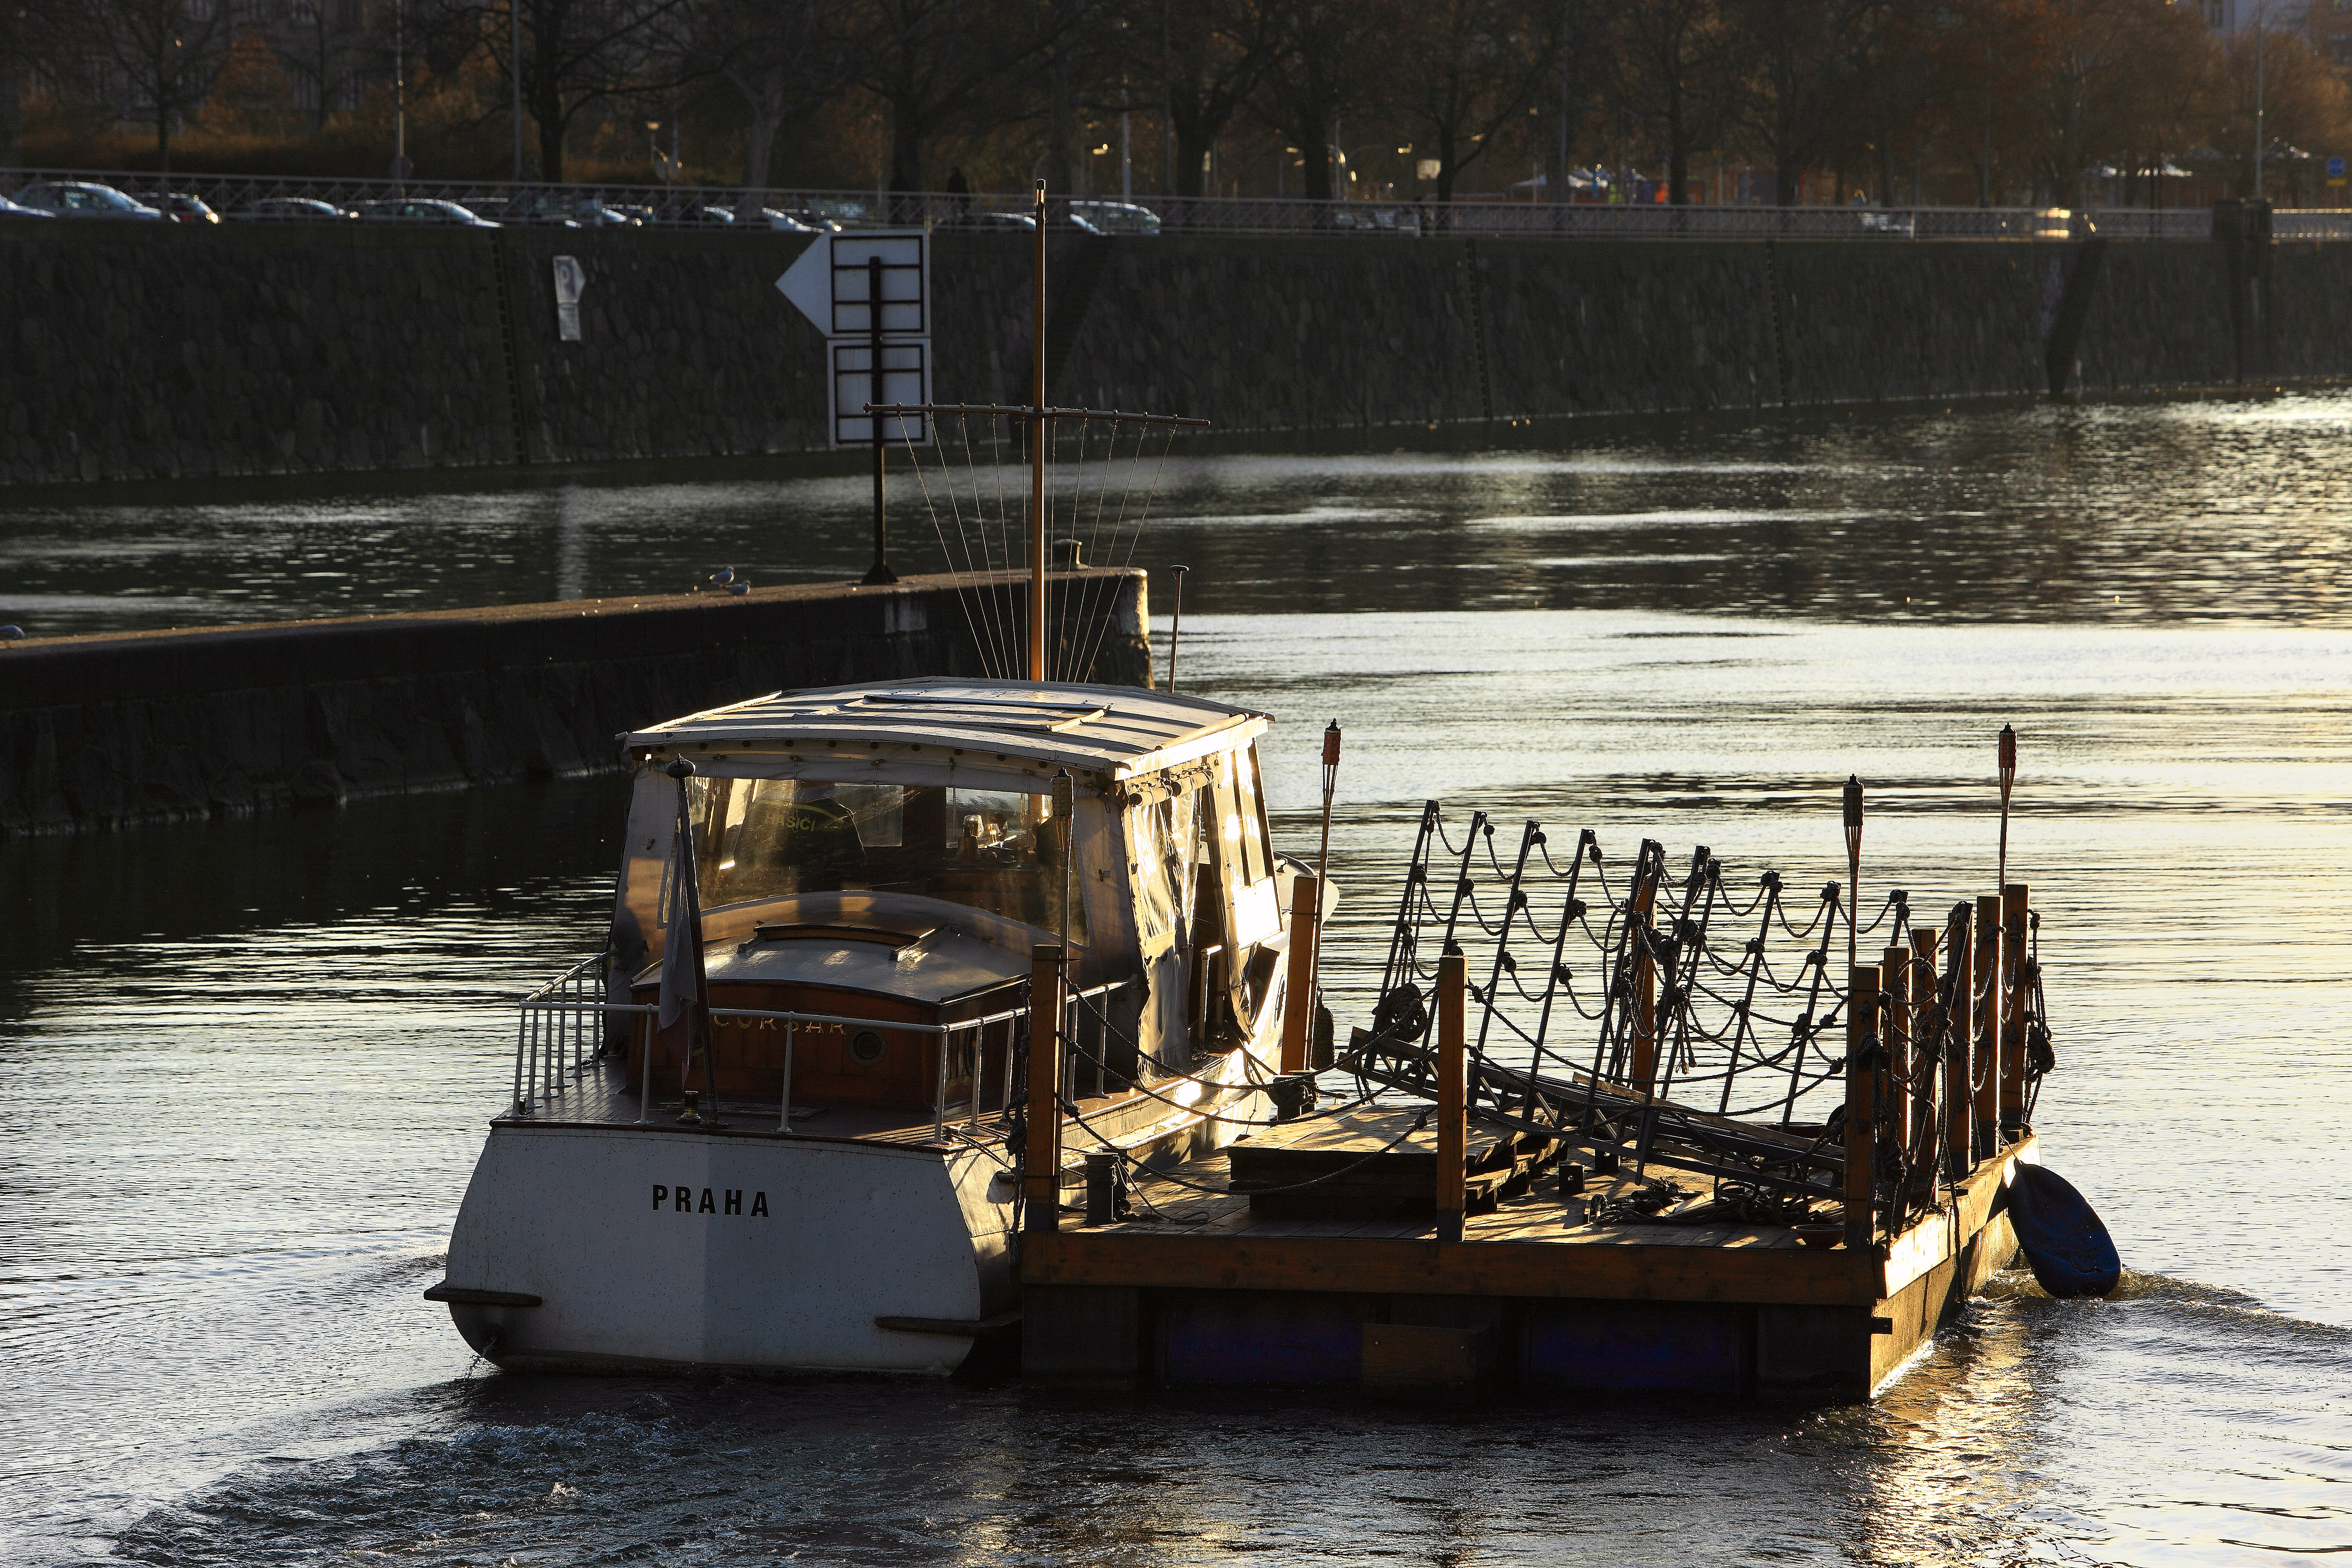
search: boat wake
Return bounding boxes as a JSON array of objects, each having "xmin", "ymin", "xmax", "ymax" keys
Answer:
[{"xmin": 97, "ymin": 1272, "xmax": 2352, "ymax": 1568}]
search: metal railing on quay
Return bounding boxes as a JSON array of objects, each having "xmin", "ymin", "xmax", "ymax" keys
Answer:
[
  {"xmin": 511, "ymin": 954, "xmax": 1132, "ymax": 1146},
  {"xmin": 6, "ymin": 166, "xmax": 2336, "ymax": 242}
]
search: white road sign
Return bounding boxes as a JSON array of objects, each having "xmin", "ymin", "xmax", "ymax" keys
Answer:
[
  {"xmin": 776, "ymin": 231, "xmax": 928, "ymax": 338},
  {"xmin": 829, "ymin": 338, "xmax": 931, "ymax": 447},
  {"xmin": 551, "ymin": 255, "xmax": 585, "ymax": 342}
]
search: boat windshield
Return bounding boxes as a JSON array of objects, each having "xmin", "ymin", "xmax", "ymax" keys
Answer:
[{"xmin": 689, "ymin": 778, "xmax": 1089, "ymax": 944}]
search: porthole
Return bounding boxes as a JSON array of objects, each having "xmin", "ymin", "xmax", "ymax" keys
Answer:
[{"xmin": 849, "ymin": 1030, "xmax": 887, "ymax": 1066}]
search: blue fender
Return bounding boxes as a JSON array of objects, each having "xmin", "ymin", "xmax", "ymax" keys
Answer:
[{"xmin": 2005, "ymin": 1163, "xmax": 2121, "ymax": 1299}]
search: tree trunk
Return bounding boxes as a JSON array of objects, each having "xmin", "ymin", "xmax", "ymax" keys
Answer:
[
  {"xmin": 1434, "ymin": 129, "xmax": 1459, "ymax": 231},
  {"xmin": 0, "ymin": 54, "xmax": 21, "ymax": 171},
  {"xmin": 539, "ymin": 102, "xmax": 566, "ymax": 183},
  {"xmin": 1172, "ymin": 119, "xmax": 1212, "ymax": 199},
  {"xmin": 1666, "ymin": 66, "xmax": 1687, "ymax": 204},
  {"xmin": 891, "ymin": 106, "xmax": 922, "ymax": 193},
  {"xmin": 739, "ymin": 69, "xmax": 784, "ymax": 189},
  {"xmin": 1302, "ymin": 143, "xmax": 1333, "ymax": 202},
  {"xmin": 1044, "ymin": 50, "xmax": 1072, "ymax": 193}
]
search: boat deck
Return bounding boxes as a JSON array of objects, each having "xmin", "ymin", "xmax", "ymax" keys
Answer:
[
  {"xmin": 1020, "ymin": 1113, "xmax": 2036, "ymax": 1401},
  {"xmin": 1114, "ymin": 1149, "xmax": 1814, "ymax": 1250}
]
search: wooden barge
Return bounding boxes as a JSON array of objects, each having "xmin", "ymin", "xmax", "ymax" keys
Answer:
[{"xmin": 1017, "ymin": 837, "xmax": 2052, "ymax": 1403}]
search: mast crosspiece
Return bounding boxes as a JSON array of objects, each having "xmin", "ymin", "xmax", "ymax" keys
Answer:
[{"xmin": 863, "ymin": 185, "xmax": 1208, "ymax": 689}]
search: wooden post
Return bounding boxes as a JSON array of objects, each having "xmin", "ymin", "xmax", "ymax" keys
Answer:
[
  {"xmin": 1973, "ymin": 892, "xmax": 2001, "ymax": 1157},
  {"xmin": 1436, "ymin": 951, "xmax": 1467, "ymax": 1243},
  {"xmin": 1947, "ymin": 905, "xmax": 1974, "ymax": 1178},
  {"xmin": 1278, "ymin": 874, "xmax": 1320, "ymax": 1074},
  {"xmin": 1844, "ymin": 962, "xmax": 1880, "ymax": 1250},
  {"xmin": 1629, "ymin": 872, "xmax": 1660, "ymax": 1095},
  {"xmin": 2000, "ymin": 883, "xmax": 2029, "ymax": 1138},
  {"xmin": 1908, "ymin": 925, "xmax": 1938, "ymax": 1188},
  {"xmin": 1882, "ymin": 941, "xmax": 1912, "ymax": 1166},
  {"xmin": 1024, "ymin": 944, "xmax": 1065, "ymax": 1233}
]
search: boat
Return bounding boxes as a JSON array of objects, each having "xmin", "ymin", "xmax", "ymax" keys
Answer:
[{"xmin": 430, "ymin": 677, "xmax": 1332, "ymax": 1374}]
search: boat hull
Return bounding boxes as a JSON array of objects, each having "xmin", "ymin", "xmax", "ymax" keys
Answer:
[{"xmin": 442, "ymin": 1123, "xmax": 1012, "ymax": 1375}]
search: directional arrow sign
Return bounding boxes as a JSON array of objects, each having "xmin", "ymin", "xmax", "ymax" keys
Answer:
[{"xmin": 775, "ymin": 231, "xmax": 927, "ymax": 337}]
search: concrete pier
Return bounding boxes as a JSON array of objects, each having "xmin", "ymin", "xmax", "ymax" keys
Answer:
[{"xmin": 0, "ymin": 567, "xmax": 1147, "ymax": 837}]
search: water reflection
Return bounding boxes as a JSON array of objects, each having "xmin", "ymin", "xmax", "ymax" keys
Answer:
[
  {"xmin": 6, "ymin": 394, "xmax": 2352, "ymax": 1566},
  {"xmin": 3, "ymin": 393, "xmax": 2350, "ymax": 638}
]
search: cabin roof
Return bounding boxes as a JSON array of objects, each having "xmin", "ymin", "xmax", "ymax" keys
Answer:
[{"xmin": 624, "ymin": 678, "xmax": 1269, "ymax": 779}]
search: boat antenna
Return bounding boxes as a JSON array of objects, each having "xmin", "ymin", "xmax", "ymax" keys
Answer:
[
  {"xmin": 1165, "ymin": 563, "xmax": 1189, "ymax": 691},
  {"xmin": 1029, "ymin": 179, "xmax": 1048, "ymax": 684},
  {"xmin": 1843, "ymin": 774, "xmax": 1863, "ymax": 977},
  {"xmin": 1997, "ymin": 723, "xmax": 2017, "ymax": 891}
]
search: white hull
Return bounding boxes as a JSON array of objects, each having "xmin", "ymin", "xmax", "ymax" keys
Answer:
[{"xmin": 444, "ymin": 1125, "xmax": 1013, "ymax": 1375}]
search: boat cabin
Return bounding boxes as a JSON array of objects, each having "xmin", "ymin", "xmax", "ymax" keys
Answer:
[{"xmin": 608, "ymin": 679, "xmax": 1300, "ymax": 1117}]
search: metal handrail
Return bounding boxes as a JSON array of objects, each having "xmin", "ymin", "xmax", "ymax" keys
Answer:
[
  {"xmin": 7, "ymin": 164, "xmax": 2325, "ymax": 242},
  {"xmin": 511, "ymin": 956, "xmax": 1132, "ymax": 1145}
]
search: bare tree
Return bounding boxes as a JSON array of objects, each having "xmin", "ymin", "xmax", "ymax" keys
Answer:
[
  {"xmin": 1722, "ymin": 0, "xmax": 1866, "ymax": 205},
  {"xmin": 1602, "ymin": 0, "xmax": 1735, "ymax": 204},
  {"xmin": 1386, "ymin": 0, "xmax": 1558, "ymax": 204},
  {"xmin": 433, "ymin": 0, "xmax": 706, "ymax": 181},
  {"xmin": 1140, "ymin": 0, "xmax": 1272, "ymax": 197},
  {"xmin": 1255, "ymin": 0, "xmax": 1377, "ymax": 202},
  {"xmin": 695, "ymin": 0, "xmax": 840, "ymax": 188},
  {"xmin": 0, "ymin": 0, "xmax": 39, "ymax": 166},
  {"xmin": 54, "ymin": 0, "xmax": 230, "ymax": 167},
  {"xmin": 840, "ymin": 0, "xmax": 1080, "ymax": 191}
]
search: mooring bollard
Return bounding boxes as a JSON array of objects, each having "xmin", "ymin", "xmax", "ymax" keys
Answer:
[
  {"xmin": 1436, "ymin": 951, "xmax": 1467, "ymax": 1244},
  {"xmin": 1084, "ymin": 1149, "xmax": 1120, "ymax": 1225},
  {"xmin": 1025, "ymin": 944, "xmax": 1065, "ymax": 1234},
  {"xmin": 1845, "ymin": 962, "xmax": 1880, "ymax": 1250}
]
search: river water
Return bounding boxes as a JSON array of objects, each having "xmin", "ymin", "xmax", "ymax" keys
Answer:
[{"xmin": 2, "ymin": 395, "xmax": 2348, "ymax": 1567}]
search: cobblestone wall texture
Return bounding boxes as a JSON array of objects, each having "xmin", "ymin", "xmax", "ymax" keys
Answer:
[{"xmin": 4, "ymin": 224, "xmax": 2346, "ymax": 487}]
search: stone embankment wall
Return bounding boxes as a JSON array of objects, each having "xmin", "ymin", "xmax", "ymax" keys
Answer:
[
  {"xmin": 1, "ymin": 223, "xmax": 2343, "ymax": 487},
  {"xmin": 0, "ymin": 569, "xmax": 1147, "ymax": 836}
]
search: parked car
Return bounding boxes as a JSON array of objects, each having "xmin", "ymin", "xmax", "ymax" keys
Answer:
[
  {"xmin": 690, "ymin": 204, "xmax": 735, "ymax": 224},
  {"xmin": 160, "ymin": 193, "xmax": 221, "ymax": 224},
  {"xmin": 0, "ymin": 193, "xmax": 54, "ymax": 218},
  {"xmin": 351, "ymin": 198, "xmax": 498, "ymax": 228},
  {"xmin": 13, "ymin": 180, "xmax": 162, "ymax": 220},
  {"xmin": 943, "ymin": 209, "xmax": 1036, "ymax": 231},
  {"xmin": 494, "ymin": 192, "xmax": 584, "ymax": 227},
  {"xmin": 569, "ymin": 199, "xmax": 639, "ymax": 227},
  {"xmin": 1331, "ymin": 206, "xmax": 1414, "ymax": 233},
  {"xmin": 1067, "ymin": 199, "xmax": 1160, "ymax": 236},
  {"xmin": 239, "ymin": 196, "xmax": 350, "ymax": 221},
  {"xmin": 764, "ymin": 205, "xmax": 838, "ymax": 232}
]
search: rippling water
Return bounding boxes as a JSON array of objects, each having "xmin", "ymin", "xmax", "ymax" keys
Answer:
[{"xmin": 3, "ymin": 394, "xmax": 2349, "ymax": 1566}]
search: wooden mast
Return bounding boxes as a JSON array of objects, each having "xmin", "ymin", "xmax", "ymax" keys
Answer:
[{"xmin": 1029, "ymin": 180, "xmax": 1048, "ymax": 684}]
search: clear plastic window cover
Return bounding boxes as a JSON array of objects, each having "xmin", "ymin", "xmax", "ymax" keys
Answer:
[
  {"xmin": 1123, "ymin": 783, "xmax": 1203, "ymax": 963},
  {"xmin": 684, "ymin": 775, "xmax": 1094, "ymax": 946}
]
